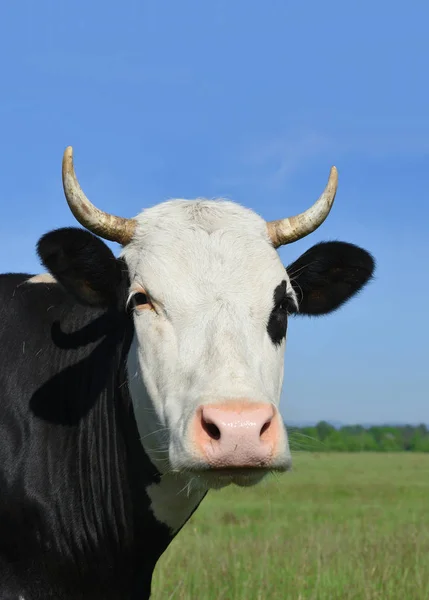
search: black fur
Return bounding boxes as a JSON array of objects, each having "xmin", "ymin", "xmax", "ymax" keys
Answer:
[
  {"xmin": 286, "ymin": 241, "xmax": 375, "ymax": 316},
  {"xmin": 267, "ymin": 280, "xmax": 295, "ymax": 345},
  {"xmin": 0, "ymin": 229, "xmax": 202, "ymax": 599},
  {"xmin": 37, "ymin": 228, "xmax": 124, "ymax": 307}
]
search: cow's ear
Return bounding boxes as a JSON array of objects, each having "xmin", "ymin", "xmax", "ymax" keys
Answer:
[
  {"xmin": 37, "ymin": 227, "xmax": 122, "ymax": 307},
  {"xmin": 286, "ymin": 241, "xmax": 375, "ymax": 316}
]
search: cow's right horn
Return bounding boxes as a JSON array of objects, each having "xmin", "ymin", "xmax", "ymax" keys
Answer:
[{"xmin": 62, "ymin": 146, "xmax": 136, "ymax": 245}]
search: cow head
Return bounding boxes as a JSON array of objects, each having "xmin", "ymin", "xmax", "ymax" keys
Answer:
[{"xmin": 38, "ymin": 147, "xmax": 375, "ymax": 490}]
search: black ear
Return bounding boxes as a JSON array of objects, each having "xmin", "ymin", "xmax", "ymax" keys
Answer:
[
  {"xmin": 37, "ymin": 228, "xmax": 123, "ymax": 307},
  {"xmin": 286, "ymin": 241, "xmax": 375, "ymax": 316}
]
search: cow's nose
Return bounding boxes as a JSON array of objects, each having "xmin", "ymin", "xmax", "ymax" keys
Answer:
[{"xmin": 194, "ymin": 401, "xmax": 280, "ymax": 468}]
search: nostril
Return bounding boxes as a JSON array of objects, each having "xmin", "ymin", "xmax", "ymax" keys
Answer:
[
  {"xmin": 201, "ymin": 416, "xmax": 221, "ymax": 440},
  {"xmin": 260, "ymin": 418, "xmax": 272, "ymax": 438}
]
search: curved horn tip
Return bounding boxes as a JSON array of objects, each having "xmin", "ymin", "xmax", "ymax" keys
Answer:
[
  {"xmin": 329, "ymin": 165, "xmax": 338, "ymax": 184},
  {"xmin": 62, "ymin": 146, "xmax": 74, "ymax": 174},
  {"xmin": 322, "ymin": 166, "xmax": 338, "ymax": 202},
  {"xmin": 63, "ymin": 145, "xmax": 73, "ymax": 161}
]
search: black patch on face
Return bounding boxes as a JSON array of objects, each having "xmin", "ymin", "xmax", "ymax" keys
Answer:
[{"xmin": 267, "ymin": 280, "xmax": 295, "ymax": 346}]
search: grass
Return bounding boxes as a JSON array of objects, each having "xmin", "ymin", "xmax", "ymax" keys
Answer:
[{"xmin": 151, "ymin": 453, "xmax": 429, "ymax": 600}]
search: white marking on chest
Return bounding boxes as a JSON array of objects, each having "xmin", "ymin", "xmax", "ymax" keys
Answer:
[{"xmin": 145, "ymin": 474, "xmax": 206, "ymax": 533}]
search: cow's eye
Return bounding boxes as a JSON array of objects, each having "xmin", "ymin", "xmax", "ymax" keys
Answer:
[
  {"xmin": 130, "ymin": 292, "xmax": 151, "ymax": 310},
  {"xmin": 277, "ymin": 299, "xmax": 288, "ymax": 312},
  {"xmin": 134, "ymin": 292, "xmax": 149, "ymax": 305},
  {"xmin": 276, "ymin": 295, "xmax": 294, "ymax": 314}
]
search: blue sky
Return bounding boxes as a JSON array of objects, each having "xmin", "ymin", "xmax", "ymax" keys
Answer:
[{"xmin": 0, "ymin": 0, "xmax": 427, "ymax": 424}]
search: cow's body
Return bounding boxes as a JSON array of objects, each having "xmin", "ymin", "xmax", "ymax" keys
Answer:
[
  {"xmin": 0, "ymin": 271, "xmax": 209, "ymax": 598},
  {"xmin": 0, "ymin": 149, "xmax": 375, "ymax": 598},
  {"xmin": 0, "ymin": 273, "xmax": 183, "ymax": 598}
]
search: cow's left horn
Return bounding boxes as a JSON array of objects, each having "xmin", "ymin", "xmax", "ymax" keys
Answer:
[
  {"xmin": 62, "ymin": 146, "xmax": 136, "ymax": 245},
  {"xmin": 266, "ymin": 166, "xmax": 338, "ymax": 247}
]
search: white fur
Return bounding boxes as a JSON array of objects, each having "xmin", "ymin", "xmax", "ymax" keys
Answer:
[
  {"xmin": 123, "ymin": 199, "xmax": 294, "ymax": 530},
  {"xmin": 27, "ymin": 273, "xmax": 57, "ymax": 284},
  {"xmin": 145, "ymin": 474, "xmax": 206, "ymax": 533}
]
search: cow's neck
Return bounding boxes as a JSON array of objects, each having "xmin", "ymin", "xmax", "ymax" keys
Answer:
[
  {"xmin": 145, "ymin": 473, "xmax": 206, "ymax": 534},
  {"xmin": 126, "ymin": 337, "xmax": 207, "ymax": 534}
]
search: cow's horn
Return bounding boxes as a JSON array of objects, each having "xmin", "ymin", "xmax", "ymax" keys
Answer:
[
  {"xmin": 266, "ymin": 166, "xmax": 338, "ymax": 247},
  {"xmin": 62, "ymin": 146, "xmax": 136, "ymax": 245}
]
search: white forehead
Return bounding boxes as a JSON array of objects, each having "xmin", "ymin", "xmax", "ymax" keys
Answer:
[{"xmin": 121, "ymin": 199, "xmax": 290, "ymax": 306}]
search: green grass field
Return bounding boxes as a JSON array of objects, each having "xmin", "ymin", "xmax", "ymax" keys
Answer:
[{"xmin": 151, "ymin": 453, "xmax": 429, "ymax": 600}]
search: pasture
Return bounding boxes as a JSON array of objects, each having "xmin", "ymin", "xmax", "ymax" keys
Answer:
[{"xmin": 152, "ymin": 453, "xmax": 429, "ymax": 600}]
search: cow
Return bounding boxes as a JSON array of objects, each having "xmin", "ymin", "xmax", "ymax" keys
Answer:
[{"xmin": 0, "ymin": 147, "xmax": 375, "ymax": 599}]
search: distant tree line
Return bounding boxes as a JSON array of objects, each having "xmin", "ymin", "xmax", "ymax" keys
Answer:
[{"xmin": 287, "ymin": 422, "xmax": 429, "ymax": 452}]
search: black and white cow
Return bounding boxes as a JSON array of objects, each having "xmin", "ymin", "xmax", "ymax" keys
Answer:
[{"xmin": 0, "ymin": 147, "xmax": 375, "ymax": 599}]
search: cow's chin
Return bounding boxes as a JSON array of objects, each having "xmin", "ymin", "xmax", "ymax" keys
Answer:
[{"xmin": 191, "ymin": 468, "xmax": 272, "ymax": 490}]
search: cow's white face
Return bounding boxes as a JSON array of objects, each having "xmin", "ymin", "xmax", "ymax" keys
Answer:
[{"xmin": 123, "ymin": 200, "xmax": 294, "ymax": 489}]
